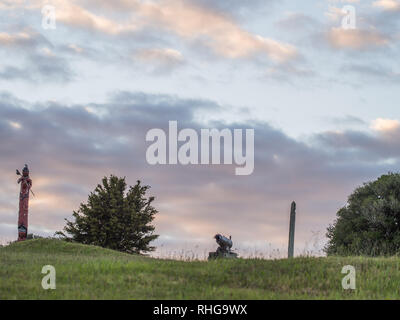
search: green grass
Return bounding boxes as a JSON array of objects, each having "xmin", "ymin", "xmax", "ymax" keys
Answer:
[{"xmin": 1, "ymin": 239, "xmax": 400, "ymax": 299}]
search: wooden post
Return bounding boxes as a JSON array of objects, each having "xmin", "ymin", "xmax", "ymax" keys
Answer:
[
  {"xmin": 17, "ymin": 165, "xmax": 32, "ymax": 241},
  {"xmin": 288, "ymin": 201, "xmax": 296, "ymax": 258}
]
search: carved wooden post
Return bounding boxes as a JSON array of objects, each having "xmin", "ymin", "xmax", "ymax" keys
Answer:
[
  {"xmin": 288, "ymin": 201, "xmax": 296, "ymax": 258},
  {"xmin": 17, "ymin": 165, "xmax": 32, "ymax": 241}
]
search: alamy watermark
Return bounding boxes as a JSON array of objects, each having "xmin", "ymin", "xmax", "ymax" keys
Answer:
[
  {"xmin": 341, "ymin": 5, "xmax": 356, "ymax": 30},
  {"xmin": 146, "ymin": 121, "xmax": 254, "ymax": 175},
  {"xmin": 41, "ymin": 5, "xmax": 56, "ymax": 30},
  {"xmin": 341, "ymin": 265, "xmax": 356, "ymax": 290},
  {"xmin": 41, "ymin": 265, "xmax": 56, "ymax": 290}
]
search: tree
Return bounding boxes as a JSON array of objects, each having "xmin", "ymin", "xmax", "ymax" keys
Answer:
[
  {"xmin": 325, "ymin": 172, "xmax": 400, "ymax": 256},
  {"xmin": 56, "ymin": 176, "xmax": 158, "ymax": 254}
]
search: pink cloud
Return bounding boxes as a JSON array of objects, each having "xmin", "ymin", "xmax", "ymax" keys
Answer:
[{"xmin": 327, "ymin": 27, "xmax": 389, "ymax": 49}]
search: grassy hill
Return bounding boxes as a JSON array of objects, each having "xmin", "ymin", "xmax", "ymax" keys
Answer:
[{"xmin": 0, "ymin": 239, "xmax": 399, "ymax": 299}]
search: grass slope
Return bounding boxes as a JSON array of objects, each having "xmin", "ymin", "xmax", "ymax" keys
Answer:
[{"xmin": 0, "ymin": 239, "xmax": 399, "ymax": 299}]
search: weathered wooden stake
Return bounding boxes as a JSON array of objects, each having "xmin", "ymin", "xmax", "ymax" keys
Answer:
[{"xmin": 288, "ymin": 201, "xmax": 296, "ymax": 258}]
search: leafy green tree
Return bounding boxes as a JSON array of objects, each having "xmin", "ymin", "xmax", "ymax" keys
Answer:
[
  {"xmin": 325, "ymin": 173, "xmax": 400, "ymax": 256},
  {"xmin": 57, "ymin": 176, "xmax": 158, "ymax": 254}
]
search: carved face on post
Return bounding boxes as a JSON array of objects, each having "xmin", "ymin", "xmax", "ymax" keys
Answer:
[{"xmin": 22, "ymin": 165, "xmax": 29, "ymax": 177}]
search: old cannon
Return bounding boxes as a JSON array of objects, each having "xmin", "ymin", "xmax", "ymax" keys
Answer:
[{"xmin": 208, "ymin": 234, "xmax": 238, "ymax": 260}]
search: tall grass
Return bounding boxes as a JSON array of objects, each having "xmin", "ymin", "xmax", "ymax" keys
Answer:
[{"xmin": 2, "ymin": 239, "xmax": 400, "ymax": 299}]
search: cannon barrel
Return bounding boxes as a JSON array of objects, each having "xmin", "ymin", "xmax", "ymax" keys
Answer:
[
  {"xmin": 208, "ymin": 234, "xmax": 238, "ymax": 260},
  {"xmin": 214, "ymin": 234, "xmax": 232, "ymax": 250}
]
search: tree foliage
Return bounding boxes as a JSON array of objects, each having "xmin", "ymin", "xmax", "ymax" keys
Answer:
[
  {"xmin": 325, "ymin": 173, "xmax": 400, "ymax": 256},
  {"xmin": 57, "ymin": 176, "xmax": 158, "ymax": 254}
]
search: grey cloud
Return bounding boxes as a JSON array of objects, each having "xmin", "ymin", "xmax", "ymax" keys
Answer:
[
  {"xmin": 0, "ymin": 54, "xmax": 74, "ymax": 83},
  {"xmin": 1, "ymin": 91, "xmax": 398, "ymax": 253},
  {"xmin": 329, "ymin": 115, "xmax": 366, "ymax": 126},
  {"xmin": 0, "ymin": 66, "xmax": 30, "ymax": 80},
  {"xmin": 0, "ymin": 29, "xmax": 50, "ymax": 49},
  {"xmin": 314, "ymin": 129, "xmax": 400, "ymax": 163},
  {"xmin": 0, "ymin": 28, "xmax": 74, "ymax": 83},
  {"xmin": 189, "ymin": 0, "xmax": 277, "ymax": 17},
  {"xmin": 27, "ymin": 53, "xmax": 74, "ymax": 82},
  {"xmin": 364, "ymin": 9, "xmax": 400, "ymax": 36},
  {"xmin": 341, "ymin": 63, "xmax": 400, "ymax": 83}
]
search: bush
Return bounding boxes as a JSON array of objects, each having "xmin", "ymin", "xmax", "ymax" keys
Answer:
[
  {"xmin": 56, "ymin": 175, "xmax": 159, "ymax": 254},
  {"xmin": 325, "ymin": 172, "xmax": 400, "ymax": 256}
]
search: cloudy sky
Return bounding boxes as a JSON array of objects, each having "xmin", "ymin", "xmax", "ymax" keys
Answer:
[{"xmin": 1, "ymin": 0, "xmax": 399, "ymax": 257}]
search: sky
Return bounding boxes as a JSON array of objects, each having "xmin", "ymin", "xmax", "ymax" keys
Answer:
[{"xmin": 0, "ymin": 0, "xmax": 399, "ymax": 257}]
